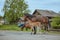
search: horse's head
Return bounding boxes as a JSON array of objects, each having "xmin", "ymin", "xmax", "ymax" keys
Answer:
[{"xmin": 23, "ymin": 14, "xmax": 33, "ymax": 21}]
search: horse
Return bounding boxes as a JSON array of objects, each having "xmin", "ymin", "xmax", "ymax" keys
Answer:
[
  {"xmin": 22, "ymin": 14, "xmax": 43, "ymax": 34},
  {"xmin": 19, "ymin": 14, "xmax": 49, "ymax": 34},
  {"xmin": 25, "ymin": 17, "xmax": 41, "ymax": 34},
  {"xmin": 35, "ymin": 15, "xmax": 49, "ymax": 31},
  {"xmin": 24, "ymin": 14, "xmax": 49, "ymax": 31}
]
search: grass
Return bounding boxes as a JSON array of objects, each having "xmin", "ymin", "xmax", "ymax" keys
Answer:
[
  {"xmin": 0, "ymin": 24, "xmax": 60, "ymax": 34},
  {"xmin": 48, "ymin": 31, "xmax": 60, "ymax": 35},
  {"xmin": 0, "ymin": 24, "xmax": 20, "ymax": 31},
  {"xmin": 0, "ymin": 24, "xmax": 31, "ymax": 31}
]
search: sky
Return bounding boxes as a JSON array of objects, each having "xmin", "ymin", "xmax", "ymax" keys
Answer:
[
  {"xmin": 0, "ymin": 0, "xmax": 60, "ymax": 16},
  {"xmin": 0, "ymin": 0, "xmax": 5, "ymax": 16}
]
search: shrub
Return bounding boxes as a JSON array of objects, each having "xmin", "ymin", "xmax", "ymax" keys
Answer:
[{"xmin": 51, "ymin": 16, "xmax": 60, "ymax": 29}]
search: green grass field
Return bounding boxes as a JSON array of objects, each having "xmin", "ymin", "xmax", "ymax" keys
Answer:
[
  {"xmin": 0, "ymin": 24, "xmax": 20, "ymax": 31},
  {"xmin": 0, "ymin": 24, "xmax": 60, "ymax": 34},
  {"xmin": 0, "ymin": 24, "xmax": 31, "ymax": 31}
]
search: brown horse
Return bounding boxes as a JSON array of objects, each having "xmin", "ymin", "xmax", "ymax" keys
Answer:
[
  {"xmin": 25, "ymin": 18, "xmax": 41, "ymax": 34},
  {"xmin": 20, "ymin": 14, "xmax": 49, "ymax": 34},
  {"xmin": 24, "ymin": 14, "xmax": 48, "ymax": 31},
  {"xmin": 35, "ymin": 15, "xmax": 49, "ymax": 31},
  {"xmin": 23, "ymin": 14, "xmax": 49, "ymax": 31}
]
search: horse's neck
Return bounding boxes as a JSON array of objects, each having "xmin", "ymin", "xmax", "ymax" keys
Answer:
[{"xmin": 27, "ymin": 18, "xmax": 32, "ymax": 22}]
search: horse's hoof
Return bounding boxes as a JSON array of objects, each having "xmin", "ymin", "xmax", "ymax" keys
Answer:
[
  {"xmin": 34, "ymin": 33, "xmax": 36, "ymax": 35},
  {"xmin": 31, "ymin": 33, "xmax": 33, "ymax": 35}
]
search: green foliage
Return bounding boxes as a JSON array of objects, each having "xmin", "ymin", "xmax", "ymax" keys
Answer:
[
  {"xmin": 0, "ymin": 16, "xmax": 3, "ymax": 20},
  {"xmin": 51, "ymin": 16, "xmax": 60, "ymax": 29},
  {"xmin": 3, "ymin": 0, "xmax": 30, "ymax": 24}
]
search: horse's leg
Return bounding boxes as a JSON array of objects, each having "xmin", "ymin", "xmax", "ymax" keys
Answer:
[
  {"xmin": 31, "ymin": 29, "xmax": 33, "ymax": 34},
  {"xmin": 33, "ymin": 26, "xmax": 37, "ymax": 34},
  {"xmin": 42, "ymin": 23, "xmax": 46, "ymax": 31},
  {"xmin": 46, "ymin": 25, "xmax": 48, "ymax": 31},
  {"xmin": 25, "ymin": 27, "xmax": 28, "ymax": 31},
  {"xmin": 21, "ymin": 26, "xmax": 25, "ymax": 31},
  {"xmin": 21, "ymin": 27, "xmax": 23, "ymax": 31},
  {"xmin": 25, "ymin": 24, "xmax": 29, "ymax": 31},
  {"xmin": 44, "ymin": 24, "xmax": 48, "ymax": 31},
  {"xmin": 31, "ymin": 27, "xmax": 37, "ymax": 35},
  {"xmin": 42, "ymin": 24, "xmax": 48, "ymax": 34},
  {"xmin": 31, "ymin": 25, "xmax": 36, "ymax": 35},
  {"xmin": 31, "ymin": 27, "xmax": 33, "ymax": 34},
  {"xmin": 40, "ymin": 24, "xmax": 46, "ymax": 34}
]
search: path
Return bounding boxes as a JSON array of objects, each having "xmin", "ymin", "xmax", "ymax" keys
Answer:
[{"xmin": 0, "ymin": 31, "xmax": 60, "ymax": 40}]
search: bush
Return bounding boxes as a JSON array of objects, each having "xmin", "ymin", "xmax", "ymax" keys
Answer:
[
  {"xmin": 51, "ymin": 16, "xmax": 60, "ymax": 29},
  {"xmin": 51, "ymin": 24, "xmax": 60, "ymax": 29},
  {"xmin": 52, "ymin": 26, "xmax": 60, "ymax": 29}
]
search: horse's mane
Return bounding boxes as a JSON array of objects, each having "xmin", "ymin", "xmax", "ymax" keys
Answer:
[{"xmin": 24, "ymin": 14, "xmax": 35, "ymax": 20}]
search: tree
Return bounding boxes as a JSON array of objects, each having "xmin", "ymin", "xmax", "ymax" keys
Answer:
[
  {"xmin": 3, "ymin": 0, "xmax": 30, "ymax": 24},
  {"xmin": 0, "ymin": 16, "xmax": 3, "ymax": 20}
]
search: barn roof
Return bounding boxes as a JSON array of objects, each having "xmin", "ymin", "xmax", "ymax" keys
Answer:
[{"xmin": 33, "ymin": 9, "xmax": 60, "ymax": 17}]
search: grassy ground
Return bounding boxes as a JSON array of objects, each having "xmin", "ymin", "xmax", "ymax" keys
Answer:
[
  {"xmin": 48, "ymin": 31, "xmax": 60, "ymax": 35},
  {"xmin": 0, "ymin": 24, "xmax": 31, "ymax": 31},
  {"xmin": 0, "ymin": 24, "xmax": 60, "ymax": 34},
  {"xmin": 0, "ymin": 24, "xmax": 20, "ymax": 31}
]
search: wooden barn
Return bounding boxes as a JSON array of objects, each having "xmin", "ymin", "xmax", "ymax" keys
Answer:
[{"xmin": 32, "ymin": 9, "xmax": 60, "ymax": 22}]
